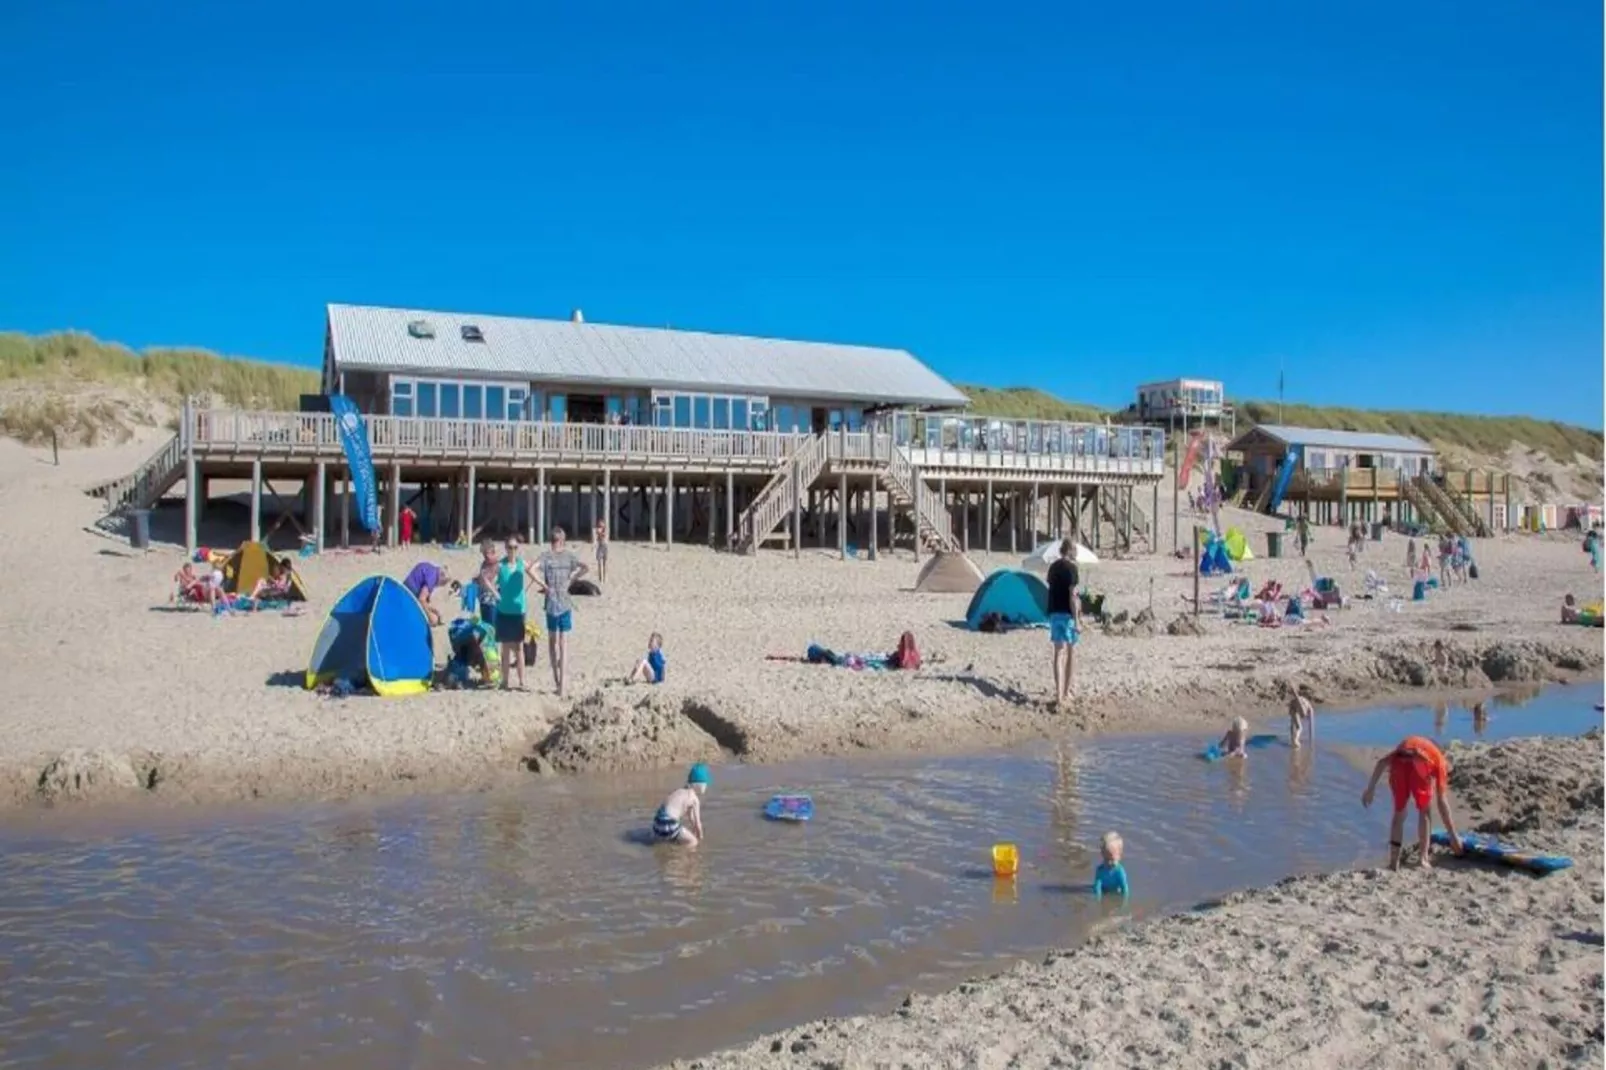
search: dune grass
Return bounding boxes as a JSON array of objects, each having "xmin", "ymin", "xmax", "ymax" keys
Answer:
[
  {"xmin": 1234, "ymin": 401, "xmax": 1602, "ymax": 462},
  {"xmin": 956, "ymin": 385, "xmax": 1107, "ymax": 423}
]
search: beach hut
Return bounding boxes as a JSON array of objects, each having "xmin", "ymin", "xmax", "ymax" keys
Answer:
[
  {"xmin": 915, "ymin": 550, "xmax": 987, "ymax": 594},
  {"xmin": 964, "ymin": 570, "xmax": 1050, "ymax": 631},
  {"xmin": 305, "ymin": 575, "xmax": 434, "ymax": 696},
  {"xmin": 221, "ymin": 541, "xmax": 308, "ymax": 600},
  {"xmin": 1021, "ymin": 539, "xmax": 1098, "ymax": 573}
]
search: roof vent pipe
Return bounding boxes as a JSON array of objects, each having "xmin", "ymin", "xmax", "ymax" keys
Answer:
[{"xmin": 571, "ymin": 308, "xmax": 584, "ymax": 324}]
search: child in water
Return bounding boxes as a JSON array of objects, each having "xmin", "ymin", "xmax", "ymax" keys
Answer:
[
  {"xmin": 652, "ymin": 763, "xmax": 710, "ymax": 847},
  {"xmin": 1093, "ymin": 831, "xmax": 1130, "ymax": 899},
  {"xmin": 628, "ymin": 632, "xmax": 667, "ymax": 684},
  {"xmin": 1286, "ymin": 682, "xmax": 1315, "ymax": 748},
  {"xmin": 1217, "ymin": 717, "xmax": 1250, "ymax": 758}
]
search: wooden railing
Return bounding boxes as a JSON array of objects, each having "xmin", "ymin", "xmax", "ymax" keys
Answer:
[
  {"xmin": 883, "ymin": 445, "xmax": 959, "ymax": 552},
  {"xmin": 189, "ymin": 409, "xmax": 808, "ymax": 465},
  {"xmin": 825, "ymin": 428, "xmax": 1166, "ymax": 477},
  {"xmin": 91, "ymin": 434, "xmax": 184, "ymax": 513}
]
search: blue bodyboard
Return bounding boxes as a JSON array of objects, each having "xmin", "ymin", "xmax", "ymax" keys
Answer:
[
  {"xmin": 1431, "ymin": 832, "xmax": 1573, "ymax": 874},
  {"xmin": 1201, "ymin": 734, "xmax": 1280, "ymax": 761},
  {"xmin": 764, "ymin": 794, "xmax": 814, "ymax": 823}
]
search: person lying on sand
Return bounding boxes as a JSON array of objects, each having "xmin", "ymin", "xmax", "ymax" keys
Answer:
[
  {"xmin": 1286, "ymin": 682, "xmax": 1315, "ymax": 748},
  {"xmin": 1361, "ymin": 736, "xmax": 1465, "ymax": 870},
  {"xmin": 652, "ymin": 763, "xmax": 710, "ymax": 847},
  {"xmin": 1217, "ymin": 717, "xmax": 1250, "ymax": 758},
  {"xmin": 1092, "ymin": 831, "xmax": 1130, "ymax": 899},
  {"xmin": 627, "ymin": 632, "xmax": 667, "ymax": 684}
]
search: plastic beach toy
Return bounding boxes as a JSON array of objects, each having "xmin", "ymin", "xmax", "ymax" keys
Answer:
[
  {"xmin": 763, "ymin": 794, "xmax": 813, "ymax": 822},
  {"xmin": 992, "ymin": 843, "xmax": 1020, "ymax": 878}
]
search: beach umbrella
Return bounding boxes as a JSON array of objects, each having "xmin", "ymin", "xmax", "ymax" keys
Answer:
[{"xmin": 1022, "ymin": 539, "xmax": 1098, "ymax": 572}]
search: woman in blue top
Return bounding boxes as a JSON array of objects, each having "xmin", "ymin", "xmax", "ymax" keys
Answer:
[{"xmin": 495, "ymin": 537, "xmax": 538, "ymax": 691}]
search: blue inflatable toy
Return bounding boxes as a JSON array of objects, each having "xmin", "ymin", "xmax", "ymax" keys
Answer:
[
  {"xmin": 1431, "ymin": 832, "xmax": 1573, "ymax": 874},
  {"xmin": 1201, "ymin": 734, "xmax": 1280, "ymax": 761},
  {"xmin": 764, "ymin": 794, "xmax": 814, "ymax": 823}
]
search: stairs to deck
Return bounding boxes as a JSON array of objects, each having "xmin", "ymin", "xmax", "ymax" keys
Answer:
[
  {"xmin": 880, "ymin": 446, "xmax": 959, "ymax": 554},
  {"xmin": 1400, "ymin": 475, "xmax": 1455, "ymax": 535},
  {"xmin": 83, "ymin": 434, "xmax": 185, "ymax": 536},
  {"xmin": 733, "ymin": 434, "xmax": 829, "ymax": 554},
  {"xmin": 1417, "ymin": 475, "xmax": 1489, "ymax": 537},
  {"xmin": 1096, "ymin": 485, "xmax": 1152, "ymax": 554}
]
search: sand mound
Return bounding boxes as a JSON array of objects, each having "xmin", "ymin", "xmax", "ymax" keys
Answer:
[
  {"xmin": 537, "ymin": 689, "xmax": 726, "ymax": 774},
  {"xmin": 36, "ymin": 748, "xmax": 144, "ymax": 802},
  {"xmin": 1449, "ymin": 728, "xmax": 1604, "ymax": 834}
]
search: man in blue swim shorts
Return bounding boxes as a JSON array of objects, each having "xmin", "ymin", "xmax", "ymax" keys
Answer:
[
  {"xmin": 534, "ymin": 527, "xmax": 588, "ymax": 698},
  {"xmin": 1045, "ymin": 538, "xmax": 1082, "ymax": 709}
]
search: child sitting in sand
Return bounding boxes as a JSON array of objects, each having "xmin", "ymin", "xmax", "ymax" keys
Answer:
[
  {"xmin": 1092, "ymin": 831, "xmax": 1130, "ymax": 899},
  {"xmin": 250, "ymin": 560, "xmax": 295, "ymax": 602},
  {"xmin": 1561, "ymin": 593, "xmax": 1580, "ymax": 624},
  {"xmin": 627, "ymin": 632, "xmax": 667, "ymax": 684},
  {"xmin": 1286, "ymin": 682, "xmax": 1315, "ymax": 748},
  {"xmin": 1361, "ymin": 736, "xmax": 1465, "ymax": 870},
  {"xmin": 652, "ymin": 763, "xmax": 710, "ymax": 847},
  {"xmin": 1217, "ymin": 717, "xmax": 1250, "ymax": 758}
]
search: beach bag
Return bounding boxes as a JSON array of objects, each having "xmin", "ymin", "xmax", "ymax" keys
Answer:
[{"xmin": 1468, "ymin": 562, "xmax": 1479, "ymax": 580}]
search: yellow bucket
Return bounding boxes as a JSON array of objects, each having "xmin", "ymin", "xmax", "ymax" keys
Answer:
[{"xmin": 991, "ymin": 843, "xmax": 1019, "ymax": 878}]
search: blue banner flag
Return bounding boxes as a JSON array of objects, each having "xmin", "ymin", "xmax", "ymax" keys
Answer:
[{"xmin": 328, "ymin": 395, "xmax": 380, "ymax": 533}]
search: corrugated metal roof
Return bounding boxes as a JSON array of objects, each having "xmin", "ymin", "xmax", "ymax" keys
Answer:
[
  {"xmin": 327, "ymin": 303, "xmax": 969, "ymax": 407},
  {"xmin": 1240, "ymin": 424, "xmax": 1434, "ymax": 454}
]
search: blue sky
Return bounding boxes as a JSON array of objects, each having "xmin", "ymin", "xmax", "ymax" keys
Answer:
[{"xmin": 2, "ymin": 1, "xmax": 1600, "ymax": 425}]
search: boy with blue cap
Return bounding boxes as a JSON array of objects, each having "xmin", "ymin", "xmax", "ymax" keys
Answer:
[{"xmin": 653, "ymin": 763, "xmax": 711, "ymax": 846}]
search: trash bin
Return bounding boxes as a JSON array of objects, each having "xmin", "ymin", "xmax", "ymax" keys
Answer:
[
  {"xmin": 129, "ymin": 509, "xmax": 151, "ymax": 550},
  {"xmin": 1266, "ymin": 531, "xmax": 1283, "ymax": 559},
  {"xmin": 1371, "ymin": 522, "xmax": 1385, "ymax": 542}
]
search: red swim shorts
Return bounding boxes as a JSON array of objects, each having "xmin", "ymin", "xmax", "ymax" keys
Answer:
[{"xmin": 1388, "ymin": 754, "xmax": 1436, "ymax": 812}]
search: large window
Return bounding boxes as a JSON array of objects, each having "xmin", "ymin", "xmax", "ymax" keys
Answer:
[
  {"xmin": 439, "ymin": 383, "xmax": 460, "ymax": 419},
  {"xmin": 389, "ymin": 376, "xmax": 534, "ymax": 422}
]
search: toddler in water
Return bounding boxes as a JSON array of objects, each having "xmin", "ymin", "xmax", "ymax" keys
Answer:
[
  {"xmin": 628, "ymin": 632, "xmax": 667, "ymax": 684},
  {"xmin": 1092, "ymin": 831, "xmax": 1130, "ymax": 899},
  {"xmin": 1218, "ymin": 717, "xmax": 1250, "ymax": 758},
  {"xmin": 1286, "ymin": 682, "xmax": 1315, "ymax": 748},
  {"xmin": 652, "ymin": 763, "xmax": 710, "ymax": 847}
]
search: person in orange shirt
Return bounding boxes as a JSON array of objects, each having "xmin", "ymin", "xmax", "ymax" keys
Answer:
[{"xmin": 1362, "ymin": 736, "xmax": 1465, "ymax": 870}]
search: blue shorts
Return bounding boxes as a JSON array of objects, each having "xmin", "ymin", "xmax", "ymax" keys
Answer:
[
  {"xmin": 652, "ymin": 807, "xmax": 682, "ymax": 841},
  {"xmin": 1050, "ymin": 613, "xmax": 1078, "ymax": 646},
  {"xmin": 546, "ymin": 610, "xmax": 573, "ymax": 634}
]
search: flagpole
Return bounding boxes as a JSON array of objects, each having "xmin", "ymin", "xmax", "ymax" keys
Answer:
[{"xmin": 1278, "ymin": 360, "xmax": 1285, "ymax": 424}]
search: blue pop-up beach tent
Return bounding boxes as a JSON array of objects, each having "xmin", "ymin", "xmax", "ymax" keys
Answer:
[
  {"xmin": 305, "ymin": 575, "xmax": 434, "ymax": 696},
  {"xmin": 964, "ymin": 569, "xmax": 1051, "ymax": 630}
]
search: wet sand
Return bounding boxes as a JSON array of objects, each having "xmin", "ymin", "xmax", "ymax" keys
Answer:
[
  {"xmin": 0, "ymin": 434, "xmax": 1601, "ymax": 810},
  {"xmin": 666, "ymin": 729, "xmax": 1606, "ymax": 1070}
]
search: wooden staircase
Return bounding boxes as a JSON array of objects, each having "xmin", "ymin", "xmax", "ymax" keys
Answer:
[
  {"xmin": 84, "ymin": 433, "xmax": 185, "ymax": 536},
  {"xmin": 880, "ymin": 445, "xmax": 959, "ymax": 554},
  {"xmin": 1417, "ymin": 474, "xmax": 1489, "ymax": 537},
  {"xmin": 733, "ymin": 434, "xmax": 829, "ymax": 554},
  {"xmin": 1097, "ymin": 485, "xmax": 1152, "ymax": 553},
  {"xmin": 1400, "ymin": 475, "xmax": 1454, "ymax": 535}
]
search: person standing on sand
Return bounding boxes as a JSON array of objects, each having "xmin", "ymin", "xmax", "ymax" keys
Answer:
[
  {"xmin": 1286, "ymin": 682, "xmax": 1314, "ymax": 747},
  {"xmin": 1045, "ymin": 539, "xmax": 1081, "ymax": 709},
  {"xmin": 594, "ymin": 519, "xmax": 609, "ymax": 584},
  {"xmin": 1296, "ymin": 513, "xmax": 1310, "ymax": 557},
  {"xmin": 1361, "ymin": 736, "xmax": 1465, "ymax": 870},
  {"xmin": 496, "ymin": 537, "xmax": 537, "ymax": 691},
  {"xmin": 534, "ymin": 526, "xmax": 587, "ymax": 697}
]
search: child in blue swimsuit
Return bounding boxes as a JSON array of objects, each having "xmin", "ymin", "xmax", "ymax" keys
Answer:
[
  {"xmin": 1093, "ymin": 831, "xmax": 1130, "ymax": 899},
  {"xmin": 629, "ymin": 632, "xmax": 667, "ymax": 684}
]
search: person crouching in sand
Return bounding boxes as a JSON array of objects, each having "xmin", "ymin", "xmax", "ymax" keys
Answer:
[
  {"xmin": 1361, "ymin": 736, "xmax": 1464, "ymax": 870},
  {"xmin": 652, "ymin": 763, "xmax": 710, "ymax": 847},
  {"xmin": 1092, "ymin": 831, "xmax": 1130, "ymax": 899},
  {"xmin": 1285, "ymin": 681, "xmax": 1315, "ymax": 748}
]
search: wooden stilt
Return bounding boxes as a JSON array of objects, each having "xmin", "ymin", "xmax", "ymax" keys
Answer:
[
  {"xmin": 249, "ymin": 458, "xmax": 263, "ymax": 543},
  {"xmin": 868, "ymin": 475, "xmax": 878, "ymax": 560},
  {"xmin": 313, "ymin": 461, "xmax": 326, "ymax": 552},
  {"xmin": 839, "ymin": 471, "xmax": 849, "ymax": 558},
  {"xmin": 666, "ymin": 469, "xmax": 675, "ymax": 548},
  {"xmin": 184, "ymin": 455, "xmax": 199, "ymax": 556},
  {"xmin": 340, "ymin": 470, "xmax": 350, "ymax": 548},
  {"xmin": 388, "ymin": 461, "xmax": 401, "ymax": 546},
  {"xmin": 466, "ymin": 464, "xmax": 478, "ymax": 542},
  {"xmin": 985, "ymin": 479, "xmax": 994, "ymax": 555},
  {"xmin": 725, "ymin": 469, "xmax": 735, "ymax": 549}
]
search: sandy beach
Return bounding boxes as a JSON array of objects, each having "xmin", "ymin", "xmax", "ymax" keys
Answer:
[
  {"xmin": 664, "ymin": 729, "xmax": 1605, "ymax": 1070},
  {"xmin": 0, "ymin": 434, "xmax": 1600, "ymax": 810}
]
